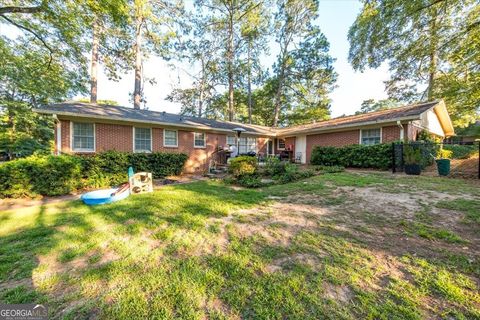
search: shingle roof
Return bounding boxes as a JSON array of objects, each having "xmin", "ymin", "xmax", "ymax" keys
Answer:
[
  {"xmin": 35, "ymin": 102, "xmax": 277, "ymax": 136},
  {"xmin": 35, "ymin": 100, "xmax": 441, "ymax": 137},
  {"xmin": 278, "ymin": 100, "xmax": 439, "ymax": 135}
]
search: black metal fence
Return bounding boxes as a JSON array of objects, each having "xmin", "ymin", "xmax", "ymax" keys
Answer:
[{"xmin": 392, "ymin": 141, "xmax": 480, "ymax": 179}]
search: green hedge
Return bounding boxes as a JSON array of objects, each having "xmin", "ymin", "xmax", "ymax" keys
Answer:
[
  {"xmin": 0, "ymin": 151, "xmax": 188, "ymax": 198},
  {"xmin": 442, "ymin": 144, "xmax": 478, "ymax": 159},
  {"xmin": 310, "ymin": 143, "xmax": 393, "ymax": 169}
]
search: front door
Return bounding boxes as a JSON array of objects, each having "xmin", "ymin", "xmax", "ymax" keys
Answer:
[
  {"xmin": 296, "ymin": 135, "xmax": 307, "ymax": 164},
  {"xmin": 267, "ymin": 140, "xmax": 274, "ymax": 155}
]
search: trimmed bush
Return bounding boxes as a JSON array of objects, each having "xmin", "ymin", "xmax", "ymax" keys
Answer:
[
  {"xmin": 310, "ymin": 143, "xmax": 393, "ymax": 169},
  {"xmin": 443, "ymin": 144, "xmax": 478, "ymax": 159},
  {"xmin": 0, "ymin": 155, "xmax": 82, "ymax": 198},
  {"xmin": 0, "ymin": 151, "xmax": 188, "ymax": 198},
  {"xmin": 228, "ymin": 156, "xmax": 258, "ymax": 177}
]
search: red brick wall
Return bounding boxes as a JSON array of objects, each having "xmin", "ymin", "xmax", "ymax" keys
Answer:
[
  {"xmin": 60, "ymin": 120, "xmax": 71, "ymax": 152},
  {"xmin": 59, "ymin": 120, "xmax": 230, "ymax": 173},
  {"xmin": 407, "ymin": 124, "xmax": 422, "ymax": 141},
  {"xmin": 381, "ymin": 125, "xmax": 407, "ymax": 143},
  {"xmin": 257, "ymin": 137, "xmax": 268, "ymax": 155},
  {"xmin": 306, "ymin": 130, "xmax": 359, "ymax": 163},
  {"xmin": 96, "ymin": 123, "xmax": 133, "ymax": 152},
  {"xmin": 285, "ymin": 136, "xmax": 295, "ymax": 151}
]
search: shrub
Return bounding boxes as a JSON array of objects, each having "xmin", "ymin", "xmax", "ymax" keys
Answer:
[
  {"xmin": 237, "ymin": 174, "xmax": 263, "ymax": 188},
  {"xmin": 228, "ymin": 156, "xmax": 258, "ymax": 177},
  {"xmin": 0, "ymin": 155, "xmax": 82, "ymax": 198},
  {"xmin": 310, "ymin": 143, "xmax": 393, "ymax": 169},
  {"xmin": 276, "ymin": 163, "xmax": 314, "ymax": 184},
  {"xmin": 0, "ymin": 151, "xmax": 188, "ymax": 198},
  {"xmin": 264, "ymin": 157, "xmax": 287, "ymax": 176},
  {"xmin": 403, "ymin": 144, "xmax": 422, "ymax": 165},
  {"xmin": 443, "ymin": 144, "xmax": 478, "ymax": 159}
]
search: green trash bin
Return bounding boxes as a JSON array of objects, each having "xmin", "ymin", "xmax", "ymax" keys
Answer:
[{"xmin": 436, "ymin": 159, "xmax": 451, "ymax": 176}]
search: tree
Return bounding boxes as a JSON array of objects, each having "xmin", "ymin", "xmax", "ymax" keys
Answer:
[
  {"xmin": 166, "ymin": 12, "xmax": 222, "ymax": 118},
  {"xmin": 0, "ymin": 1, "xmax": 129, "ymax": 156},
  {"xmin": 239, "ymin": 1, "xmax": 271, "ymax": 123},
  {"xmin": 87, "ymin": 3, "xmax": 130, "ymax": 103},
  {"xmin": 195, "ymin": 0, "xmax": 264, "ymax": 121},
  {"xmin": 0, "ymin": 40, "xmax": 85, "ymax": 158},
  {"xmin": 356, "ymin": 98, "xmax": 399, "ymax": 114},
  {"xmin": 129, "ymin": 0, "xmax": 185, "ymax": 109},
  {"xmin": 348, "ymin": 0, "xmax": 480, "ymax": 127},
  {"xmin": 271, "ymin": 0, "xmax": 336, "ymax": 127}
]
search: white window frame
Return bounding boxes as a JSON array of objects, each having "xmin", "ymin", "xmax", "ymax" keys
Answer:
[
  {"xmin": 238, "ymin": 137, "xmax": 257, "ymax": 154},
  {"xmin": 193, "ymin": 132, "xmax": 206, "ymax": 148},
  {"xmin": 359, "ymin": 128, "xmax": 382, "ymax": 145},
  {"xmin": 277, "ymin": 138, "xmax": 286, "ymax": 150},
  {"xmin": 163, "ymin": 129, "xmax": 178, "ymax": 147},
  {"xmin": 226, "ymin": 135, "xmax": 236, "ymax": 146},
  {"xmin": 70, "ymin": 121, "xmax": 95, "ymax": 152},
  {"xmin": 133, "ymin": 127, "xmax": 152, "ymax": 153}
]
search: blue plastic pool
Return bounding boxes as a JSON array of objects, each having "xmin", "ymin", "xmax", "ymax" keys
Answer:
[{"xmin": 81, "ymin": 187, "xmax": 130, "ymax": 205}]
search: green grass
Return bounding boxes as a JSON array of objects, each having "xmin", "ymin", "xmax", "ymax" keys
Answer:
[
  {"xmin": 0, "ymin": 173, "xmax": 479, "ymax": 319},
  {"xmin": 400, "ymin": 220, "xmax": 467, "ymax": 244},
  {"xmin": 436, "ymin": 198, "xmax": 480, "ymax": 223}
]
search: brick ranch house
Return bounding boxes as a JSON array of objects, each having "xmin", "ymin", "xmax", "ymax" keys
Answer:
[{"xmin": 35, "ymin": 100, "xmax": 454, "ymax": 173}]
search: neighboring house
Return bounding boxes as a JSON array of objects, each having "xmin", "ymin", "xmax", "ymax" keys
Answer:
[
  {"xmin": 445, "ymin": 120, "xmax": 480, "ymax": 144},
  {"xmin": 35, "ymin": 100, "xmax": 454, "ymax": 172}
]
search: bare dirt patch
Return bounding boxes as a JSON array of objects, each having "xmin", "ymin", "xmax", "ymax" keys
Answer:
[{"xmin": 323, "ymin": 283, "xmax": 353, "ymax": 304}]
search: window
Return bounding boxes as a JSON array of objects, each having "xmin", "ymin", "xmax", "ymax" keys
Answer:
[
  {"xmin": 361, "ymin": 128, "xmax": 381, "ymax": 145},
  {"xmin": 134, "ymin": 127, "xmax": 152, "ymax": 152},
  {"xmin": 226, "ymin": 136, "xmax": 236, "ymax": 145},
  {"xmin": 72, "ymin": 122, "xmax": 94, "ymax": 151},
  {"xmin": 194, "ymin": 132, "xmax": 206, "ymax": 148},
  {"xmin": 164, "ymin": 129, "xmax": 178, "ymax": 147},
  {"xmin": 277, "ymin": 139, "xmax": 285, "ymax": 150},
  {"xmin": 239, "ymin": 137, "xmax": 256, "ymax": 154}
]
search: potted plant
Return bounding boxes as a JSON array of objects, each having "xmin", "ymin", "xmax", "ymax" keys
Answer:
[
  {"xmin": 435, "ymin": 148, "xmax": 452, "ymax": 176},
  {"xmin": 403, "ymin": 144, "xmax": 422, "ymax": 175}
]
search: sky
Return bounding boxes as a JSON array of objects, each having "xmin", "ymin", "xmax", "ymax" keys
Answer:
[{"xmin": 3, "ymin": 0, "xmax": 391, "ymax": 118}]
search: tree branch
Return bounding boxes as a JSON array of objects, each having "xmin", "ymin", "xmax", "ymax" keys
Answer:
[
  {"xmin": 0, "ymin": 15, "xmax": 53, "ymax": 67},
  {"xmin": 0, "ymin": 5, "xmax": 42, "ymax": 15}
]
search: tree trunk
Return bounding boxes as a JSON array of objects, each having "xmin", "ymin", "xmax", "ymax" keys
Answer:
[
  {"xmin": 273, "ymin": 41, "xmax": 290, "ymax": 127},
  {"xmin": 247, "ymin": 39, "xmax": 252, "ymax": 124},
  {"xmin": 427, "ymin": 7, "xmax": 439, "ymax": 100},
  {"xmin": 90, "ymin": 20, "xmax": 99, "ymax": 103},
  {"xmin": 198, "ymin": 57, "xmax": 205, "ymax": 117},
  {"xmin": 133, "ymin": 13, "xmax": 143, "ymax": 110},
  {"xmin": 227, "ymin": 10, "xmax": 234, "ymax": 121}
]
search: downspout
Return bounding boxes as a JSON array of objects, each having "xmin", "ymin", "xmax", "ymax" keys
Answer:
[
  {"xmin": 53, "ymin": 114, "xmax": 61, "ymax": 155},
  {"xmin": 397, "ymin": 120, "xmax": 405, "ymax": 142}
]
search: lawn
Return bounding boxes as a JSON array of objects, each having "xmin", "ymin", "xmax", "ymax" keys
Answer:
[{"xmin": 0, "ymin": 172, "xmax": 479, "ymax": 319}]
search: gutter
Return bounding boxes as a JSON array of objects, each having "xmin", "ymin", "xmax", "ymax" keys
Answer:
[{"xmin": 34, "ymin": 109, "xmax": 276, "ymax": 137}]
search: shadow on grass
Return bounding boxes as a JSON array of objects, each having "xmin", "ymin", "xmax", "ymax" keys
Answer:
[
  {"xmin": 0, "ymin": 176, "xmax": 478, "ymax": 319},
  {"xmin": 0, "ymin": 180, "xmax": 267, "ymax": 314}
]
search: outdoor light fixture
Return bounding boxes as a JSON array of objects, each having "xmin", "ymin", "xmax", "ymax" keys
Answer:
[{"xmin": 232, "ymin": 127, "xmax": 246, "ymax": 156}]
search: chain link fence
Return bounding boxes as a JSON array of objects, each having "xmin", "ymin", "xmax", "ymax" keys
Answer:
[{"xmin": 392, "ymin": 142, "xmax": 480, "ymax": 179}]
